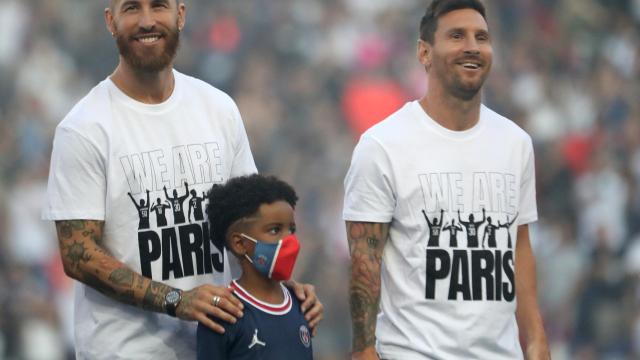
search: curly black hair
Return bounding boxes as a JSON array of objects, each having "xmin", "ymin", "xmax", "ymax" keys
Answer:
[{"xmin": 206, "ymin": 174, "xmax": 298, "ymax": 250}]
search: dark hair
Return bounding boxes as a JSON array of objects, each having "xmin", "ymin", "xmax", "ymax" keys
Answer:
[
  {"xmin": 206, "ymin": 174, "xmax": 298, "ymax": 250},
  {"xmin": 419, "ymin": 0, "xmax": 487, "ymax": 43}
]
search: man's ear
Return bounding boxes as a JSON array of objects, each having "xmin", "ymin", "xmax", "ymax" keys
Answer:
[
  {"xmin": 417, "ymin": 39, "xmax": 432, "ymax": 69},
  {"xmin": 105, "ymin": 7, "xmax": 116, "ymax": 37},
  {"xmin": 177, "ymin": 2, "xmax": 186, "ymax": 31}
]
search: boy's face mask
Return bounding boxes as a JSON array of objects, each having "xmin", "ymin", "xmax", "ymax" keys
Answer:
[{"xmin": 240, "ymin": 233, "xmax": 300, "ymax": 281}]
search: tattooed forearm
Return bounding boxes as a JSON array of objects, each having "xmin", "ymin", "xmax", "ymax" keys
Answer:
[
  {"xmin": 109, "ymin": 268, "xmax": 135, "ymax": 287},
  {"xmin": 142, "ymin": 281, "xmax": 172, "ymax": 312},
  {"xmin": 55, "ymin": 220, "xmax": 171, "ymax": 313},
  {"xmin": 347, "ymin": 221, "xmax": 389, "ymax": 352}
]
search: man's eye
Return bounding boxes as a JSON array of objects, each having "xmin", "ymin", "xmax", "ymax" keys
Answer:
[{"xmin": 290, "ymin": 226, "xmax": 296, "ymax": 234}]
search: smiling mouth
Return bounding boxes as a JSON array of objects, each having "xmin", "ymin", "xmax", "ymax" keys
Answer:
[
  {"xmin": 134, "ymin": 34, "xmax": 163, "ymax": 43},
  {"xmin": 460, "ymin": 62, "xmax": 481, "ymax": 70}
]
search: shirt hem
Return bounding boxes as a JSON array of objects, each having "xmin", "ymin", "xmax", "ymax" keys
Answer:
[
  {"xmin": 42, "ymin": 211, "xmax": 106, "ymax": 221},
  {"xmin": 343, "ymin": 212, "xmax": 393, "ymax": 223}
]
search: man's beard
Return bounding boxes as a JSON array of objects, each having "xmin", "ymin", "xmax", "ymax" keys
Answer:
[
  {"xmin": 432, "ymin": 58, "xmax": 490, "ymax": 101},
  {"xmin": 447, "ymin": 76, "xmax": 485, "ymax": 101},
  {"xmin": 115, "ymin": 25, "xmax": 180, "ymax": 73}
]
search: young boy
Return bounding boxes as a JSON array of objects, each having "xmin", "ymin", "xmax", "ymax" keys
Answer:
[{"xmin": 197, "ymin": 174, "xmax": 313, "ymax": 359}]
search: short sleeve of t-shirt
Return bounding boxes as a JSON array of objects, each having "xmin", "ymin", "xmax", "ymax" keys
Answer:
[
  {"xmin": 43, "ymin": 126, "xmax": 107, "ymax": 220},
  {"xmin": 197, "ymin": 313, "xmax": 255, "ymax": 359},
  {"xmin": 229, "ymin": 101, "xmax": 258, "ymax": 178},
  {"xmin": 197, "ymin": 317, "xmax": 232, "ymax": 359},
  {"xmin": 343, "ymin": 135, "xmax": 396, "ymax": 223},
  {"xmin": 518, "ymin": 138, "xmax": 537, "ymax": 225}
]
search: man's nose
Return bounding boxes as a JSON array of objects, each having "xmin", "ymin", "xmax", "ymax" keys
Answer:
[
  {"xmin": 463, "ymin": 36, "xmax": 480, "ymax": 54},
  {"xmin": 138, "ymin": 8, "xmax": 156, "ymax": 30}
]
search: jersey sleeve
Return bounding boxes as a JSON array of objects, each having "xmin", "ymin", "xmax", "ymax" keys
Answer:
[
  {"xmin": 43, "ymin": 126, "xmax": 107, "ymax": 220},
  {"xmin": 343, "ymin": 135, "xmax": 396, "ymax": 223},
  {"xmin": 229, "ymin": 101, "xmax": 258, "ymax": 177},
  {"xmin": 518, "ymin": 138, "xmax": 538, "ymax": 225},
  {"xmin": 197, "ymin": 317, "xmax": 234, "ymax": 359}
]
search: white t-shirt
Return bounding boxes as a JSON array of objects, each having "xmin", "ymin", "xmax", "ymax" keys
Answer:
[
  {"xmin": 43, "ymin": 70, "xmax": 257, "ymax": 359},
  {"xmin": 343, "ymin": 101, "xmax": 537, "ymax": 360}
]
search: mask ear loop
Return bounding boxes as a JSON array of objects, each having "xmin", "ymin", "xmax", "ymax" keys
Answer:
[
  {"xmin": 240, "ymin": 233, "xmax": 258, "ymax": 263},
  {"xmin": 240, "ymin": 233, "xmax": 258, "ymax": 243}
]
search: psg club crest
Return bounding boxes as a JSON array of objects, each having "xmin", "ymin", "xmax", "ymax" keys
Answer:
[
  {"xmin": 299, "ymin": 325, "xmax": 311, "ymax": 348},
  {"xmin": 256, "ymin": 254, "xmax": 268, "ymax": 267}
]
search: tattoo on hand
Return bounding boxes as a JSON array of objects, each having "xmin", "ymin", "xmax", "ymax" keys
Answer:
[{"xmin": 177, "ymin": 290, "xmax": 195, "ymax": 318}]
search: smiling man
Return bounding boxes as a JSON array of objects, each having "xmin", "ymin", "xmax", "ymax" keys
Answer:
[
  {"xmin": 344, "ymin": 0, "xmax": 550, "ymax": 359},
  {"xmin": 42, "ymin": 1, "xmax": 322, "ymax": 359}
]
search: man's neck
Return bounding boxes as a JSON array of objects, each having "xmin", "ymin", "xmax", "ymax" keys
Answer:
[
  {"xmin": 418, "ymin": 82, "xmax": 482, "ymax": 131},
  {"xmin": 110, "ymin": 60, "xmax": 175, "ymax": 104}
]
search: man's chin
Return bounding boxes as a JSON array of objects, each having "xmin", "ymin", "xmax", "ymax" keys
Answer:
[
  {"xmin": 116, "ymin": 36, "xmax": 179, "ymax": 73},
  {"xmin": 451, "ymin": 85, "xmax": 482, "ymax": 101},
  {"xmin": 122, "ymin": 53, "xmax": 174, "ymax": 73}
]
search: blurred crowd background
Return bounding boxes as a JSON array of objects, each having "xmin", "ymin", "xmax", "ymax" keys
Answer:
[{"xmin": 0, "ymin": 0, "xmax": 639, "ymax": 359}]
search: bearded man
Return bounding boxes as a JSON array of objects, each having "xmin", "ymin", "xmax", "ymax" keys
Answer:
[{"xmin": 43, "ymin": 1, "xmax": 323, "ymax": 358}]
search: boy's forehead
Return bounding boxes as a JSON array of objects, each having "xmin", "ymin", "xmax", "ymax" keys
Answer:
[{"xmin": 231, "ymin": 201, "xmax": 295, "ymax": 226}]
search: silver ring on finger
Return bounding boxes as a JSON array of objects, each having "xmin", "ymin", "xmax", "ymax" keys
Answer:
[{"xmin": 212, "ymin": 295, "xmax": 221, "ymax": 307}]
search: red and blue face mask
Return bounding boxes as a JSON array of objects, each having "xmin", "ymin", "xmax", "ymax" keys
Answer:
[{"xmin": 241, "ymin": 233, "xmax": 300, "ymax": 281}]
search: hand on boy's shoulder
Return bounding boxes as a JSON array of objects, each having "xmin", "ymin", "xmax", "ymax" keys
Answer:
[
  {"xmin": 178, "ymin": 284, "xmax": 245, "ymax": 334},
  {"xmin": 284, "ymin": 280, "xmax": 324, "ymax": 336}
]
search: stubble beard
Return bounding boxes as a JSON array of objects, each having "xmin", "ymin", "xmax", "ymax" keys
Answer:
[
  {"xmin": 447, "ymin": 70, "xmax": 488, "ymax": 101},
  {"xmin": 432, "ymin": 59, "xmax": 490, "ymax": 101}
]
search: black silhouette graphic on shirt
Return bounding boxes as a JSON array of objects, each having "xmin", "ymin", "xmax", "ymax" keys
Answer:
[
  {"xmin": 128, "ymin": 190, "xmax": 151, "ymax": 230},
  {"xmin": 120, "ymin": 145, "xmax": 228, "ymax": 282},
  {"xmin": 442, "ymin": 220, "xmax": 464, "ymax": 247},
  {"xmin": 497, "ymin": 213, "xmax": 519, "ymax": 248},
  {"xmin": 164, "ymin": 182, "xmax": 190, "ymax": 225},
  {"xmin": 188, "ymin": 190, "xmax": 207, "ymax": 222},
  {"xmin": 151, "ymin": 198, "xmax": 172, "ymax": 227},
  {"xmin": 458, "ymin": 208, "xmax": 486, "ymax": 248},
  {"xmin": 424, "ymin": 209, "xmax": 516, "ymax": 302},
  {"xmin": 423, "ymin": 209, "xmax": 445, "ymax": 247},
  {"xmin": 482, "ymin": 217, "xmax": 499, "ymax": 248}
]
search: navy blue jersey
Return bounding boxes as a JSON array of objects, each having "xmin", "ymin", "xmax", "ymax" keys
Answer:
[{"xmin": 197, "ymin": 281, "xmax": 313, "ymax": 359}]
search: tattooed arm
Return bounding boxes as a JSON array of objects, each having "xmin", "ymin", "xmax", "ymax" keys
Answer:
[
  {"xmin": 55, "ymin": 220, "xmax": 244, "ymax": 333},
  {"xmin": 346, "ymin": 221, "xmax": 390, "ymax": 360}
]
